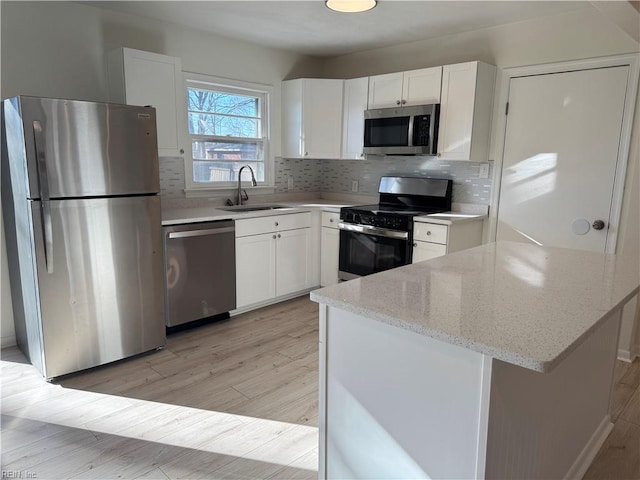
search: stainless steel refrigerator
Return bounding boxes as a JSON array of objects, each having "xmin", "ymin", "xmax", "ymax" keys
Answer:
[{"xmin": 1, "ymin": 96, "xmax": 166, "ymax": 379}]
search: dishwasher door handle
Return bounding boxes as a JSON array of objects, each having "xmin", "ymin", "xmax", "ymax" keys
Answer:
[{"xmin": 168, "ymin": 227, "xmax": 235, "ymax": 239}]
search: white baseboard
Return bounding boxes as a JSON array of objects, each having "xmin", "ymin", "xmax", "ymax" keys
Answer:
[
  {"xmin": 230, "ymin": 287, "xmax": 317, "ymax": 317},
  {"xmin": 1, "ymin": 334, "xmax": 17, "ymax": 348},
  {"xmin": 618, "ymin": 348, "xmax": 633, "ymax": 363},
  {"xmin": 618, "ymin": 345, "xmax": 640, "ymax": 363},
  {"xmin": 564, "ymin": 415, "xmax": 613, "ymax": 480}
]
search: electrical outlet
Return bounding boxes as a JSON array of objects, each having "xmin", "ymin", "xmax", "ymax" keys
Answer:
[
  {"xmin": 351, "ymin": 180, "xmax": 359, "ymax": 192},
  {"xmin": 479, "ymin": 163, "xmax": 490, "ymax": 179},
  {"xmin": 287, "ymin": 177, "xmax": 294, "ymax": 190}
]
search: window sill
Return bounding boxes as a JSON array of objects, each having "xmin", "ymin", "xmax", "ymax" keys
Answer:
[{"xmin": 184, "ymin": 185, "xmax": 276, "ymax": 198}]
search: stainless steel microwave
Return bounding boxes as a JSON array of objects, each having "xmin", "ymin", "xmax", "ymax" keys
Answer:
[{"xmin": 363, "ymin": 104, "xmax": 440, "ymax": 156}]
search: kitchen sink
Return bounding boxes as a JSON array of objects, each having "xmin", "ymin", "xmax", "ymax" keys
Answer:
[{"xmin": 218, "ymin": 204, "xmax": 288, "ymax": 212}]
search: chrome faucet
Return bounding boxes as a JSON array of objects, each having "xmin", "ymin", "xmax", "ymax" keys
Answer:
[{"xmin": 237, "ymin": 165, "xmax": 257, "ymax": 205}]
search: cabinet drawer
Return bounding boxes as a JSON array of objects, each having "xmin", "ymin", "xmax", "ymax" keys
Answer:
[
  {"xmin": 412, "ymin": 241, "xmax": 447, "ymax": 263},
  {"xmin": 322, "ymin": 211, "xmax": 340, "ymax": 229},
  {"xmin": 413, "ymin": 222, "xmax": 448, "ymax": 244},
  {"xmin": 276, "ymin": 212, "xmax": 312, "ymax": 231},
  {"xmin": 236, "ymin": 212, "xmax": 311, "ymax": 237}
]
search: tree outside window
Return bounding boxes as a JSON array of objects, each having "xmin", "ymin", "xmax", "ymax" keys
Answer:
[{"xmin": 185, "ymin": 79, "xmax": 269, "ymax": 186}]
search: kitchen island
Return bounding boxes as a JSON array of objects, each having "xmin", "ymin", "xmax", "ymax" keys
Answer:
[{"xmin": 310, "ymin": 241, "xmax": 639, "ymax": 479}]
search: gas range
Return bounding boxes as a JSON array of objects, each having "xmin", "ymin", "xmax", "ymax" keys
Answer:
[
  {"xmin": 338, "ymin": 176, "xmax": 453, "ymax": 281},
  {"xmin": 340, "ymin": 204, "xmax": 448, "ymax": 231}
]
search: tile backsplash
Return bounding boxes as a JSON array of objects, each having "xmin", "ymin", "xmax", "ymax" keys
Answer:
[
  {"xmin": 158, "ymin": 157, "xmax": 186, "ymax": 198},
  {"xmin": 274, "ymin": 157, "xmax": 323, "ymax": 193},
  {"xmin": 321, "ymin": 156, "xmax": 493, "ymax": 204},
  {"xmin": 159, "ymin": 155, "xmax": 493, "ymax": 204}
]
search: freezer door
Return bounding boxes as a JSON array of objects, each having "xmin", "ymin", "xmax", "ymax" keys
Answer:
[
  {"xmin": 31, "ymin": 196, "xmax": 165, "ymax": 378},
  {"xmin": 16, "ymin": 96, "xmax": 159, "ymax": 198}
]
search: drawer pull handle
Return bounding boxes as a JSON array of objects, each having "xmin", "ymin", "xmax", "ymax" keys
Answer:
[
  {"xmin": 413, "ymin": 242, "xmax": 418, "ymax": 247},
  {"xmin": 273, "ymin": 235, "xmax": 276, "ymax": 239},
  {"xmin": 275, "ymin": 222, "xmax": 279, "ymax": 227},
  {"xmin": 329, "ymin": 219, "xmax": 334, "ymax": 223},
  {"xmin": 277, "ymin": 234, "xmax": 281, "ymax": 239},
  {"xmin": 426, "ymin": 231, "xmax": 431, "ymax": 236}
]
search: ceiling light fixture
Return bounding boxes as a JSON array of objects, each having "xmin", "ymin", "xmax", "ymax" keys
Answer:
[{"xmin": 325, "ymin": 0, "xmax": 377, "ymax": 13}]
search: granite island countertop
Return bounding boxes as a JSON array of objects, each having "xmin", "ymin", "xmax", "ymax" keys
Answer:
[{"xmin": 311, "ymin": 241, "xmax": 639, "ymax": 372}]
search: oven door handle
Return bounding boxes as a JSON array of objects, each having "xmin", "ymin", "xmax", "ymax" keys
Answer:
[{"xmin": 338, "ymin": 222, "xmax": 409, "ymax": 240}]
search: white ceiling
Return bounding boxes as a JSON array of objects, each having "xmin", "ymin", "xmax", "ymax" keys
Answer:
[{"xmin": 86, "ymin": 1, "xmax": 592, "ymax": 57}]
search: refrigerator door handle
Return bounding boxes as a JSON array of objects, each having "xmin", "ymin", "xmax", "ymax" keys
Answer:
[{"xmin": 33, "ymin": 121, "xmax": 53, "ymax": 273}]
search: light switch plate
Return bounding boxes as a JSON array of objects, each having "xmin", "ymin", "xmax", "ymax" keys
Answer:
[
  {"xmin": 351, "ymin": 180, "xmax": 359, "ymax": 192},
  {"xmin": 287, "ymin": 177, "xmax": 294, "ymax": 190},
  {"xmin": 479, "ymin": 163, "xmax": 490, "ymax": 179}
]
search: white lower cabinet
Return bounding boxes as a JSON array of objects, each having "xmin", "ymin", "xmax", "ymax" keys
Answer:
[
  {"xmin": 276, "ymin": 228, "xmax": 311, "ymax": 297},
  {"xmin": 320, "ymin": 212, "xmax": 340, "ymax": 286},
  {"xmin": 412, "ymin": 218, "xmax": 484, "ymax": 263},
  {"xmin": 236, "ymin": 212, "xmax": 315, "ymax": 309},
  {"xmin": 413, "ymin": 241, "xmax": 447, "ymax": 263},
  {"xmin": 236, "ymin": 233, "xmax": 277, "ymax": 307}
]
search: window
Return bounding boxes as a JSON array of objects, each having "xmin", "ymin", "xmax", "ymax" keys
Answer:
[{"xmin": 184, "ymin": 75, "xmax": 271, "ymax": 189}]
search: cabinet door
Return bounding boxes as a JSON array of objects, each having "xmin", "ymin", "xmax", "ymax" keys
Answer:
[
  {"xmin": 412, "ymin": 241, "xmax": 447, "ymax": 263},
  {"xmin": 438, "ymin": 61, "xmax": 495, "ymax": 161},
  {"xmin": 321, "ymin": 227, "xmax": 340, "ymax": 286},
  {"xmin": 117, "ymin": 48, "xmax": 184, "ymax": 157},
  {"xmin": 342, "ymin": 77, "xmax": 369, "ymax": 159},
  {"xmin": 368, "ymin": 72, "xmax": 404, "ymax": 108},
  {"xmin": 303, "ymin": 79, "xmax": 344, "ymax": 159},
  {"xmin": 276, "ymin": 228, "xmax": 310, "ymax": 296},
  {"xmin": 402, "ymin": 67, "xmax": 443, "ymax": 106},
  {"xmin": 236, "ymin": 233, "xmax": 276, "ymax": 308},
  {"xmin": 282, "ymin": 79, "xmax": 303, "ymax": 158}
]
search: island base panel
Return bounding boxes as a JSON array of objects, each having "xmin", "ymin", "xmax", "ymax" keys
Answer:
[
  {"xmin": 322, "ymin": 306, "xmax": 490, "ymax": 479},
  {"xmin": 319, "ymin": 305, "xmax": 622, "ymax": 479},
  {"xmin": 485, "ymin": 308, "xmax": 620, "ymax": 480}
]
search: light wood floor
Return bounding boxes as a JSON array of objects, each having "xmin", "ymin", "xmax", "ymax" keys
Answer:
[
  {"xmin": 1, "ymin": 296, "xmax": 319, "ymax": 480},
  {"xmin": 1, "ymin": 295, "xmax": 639, "ymax": 479}
]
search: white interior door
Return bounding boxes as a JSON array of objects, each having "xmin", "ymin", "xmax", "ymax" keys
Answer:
[{"xmin": 496, "ymin": 66, "xmax": 629, "ymax": 253}]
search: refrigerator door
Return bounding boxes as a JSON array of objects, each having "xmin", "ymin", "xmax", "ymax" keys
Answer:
[
  {"xmin": 16, "ymin": 96, "xmax": 159, "ymax": 199},
  {"xmin": 30, "ymin": 196, "xmax": 165, "ymax": 378}
]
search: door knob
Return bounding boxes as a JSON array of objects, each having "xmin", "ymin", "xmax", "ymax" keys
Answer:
[{"xmin": 592, "ymin": 220, "xmax": 606, "ymax": 230}]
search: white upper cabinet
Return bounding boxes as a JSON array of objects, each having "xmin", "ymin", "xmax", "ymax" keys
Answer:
[
  {"xmin": 368, "ymin": 67, "xmax": 442, "ymax": 109},
  {"xmin": 341, "ymin": 77, "xmax": 369, "ymax": 159},
  {"xmin": 437, "ymin": 61, "xmax": 496, "ymax": 161},
  {"xmin": 282, "ymin": 78, "xmax": 344, "ymax": 159},
  {"xmin": 107, "ymin": 48, "xmax": 186, "ymax": 158}
]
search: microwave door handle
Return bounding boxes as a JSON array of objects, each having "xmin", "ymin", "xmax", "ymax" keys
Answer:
[{"xmin": 407, "ymin": 114, "xmax": 415, "ymax": 147}]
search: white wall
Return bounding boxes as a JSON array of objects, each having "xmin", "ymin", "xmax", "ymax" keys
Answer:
[
  {"xmin": 0, "ymin": 1, "xmax": 323, "ymax": 347},
  {"xmin": 1, "ymin": 198, "xmax": 15, "ymax": 348},
  {"xmin": 322, "ymin": 5, "xmax": 640, "ymax": 359},
  {"xmin": 320, "ymin": 7, "xmax": 638, "ymax": 79}
]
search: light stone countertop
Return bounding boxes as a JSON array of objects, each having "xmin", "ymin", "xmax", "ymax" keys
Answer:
[
  {"xmin": 414, "ymin": 212, "xmax": 487, "ymax": 225},
  {"xmin": 162, "ymin": 205, "xmax": 299, "ymax": 225},
  {"xmin": 161, "ymin": 198, "xmax": 487, "ymax": 225},
  {"xmin": 310, "ymin": 241, "xmax": 640, "ymax": 373},
  {"xmin": 161, "ymin": 199, "xmax": 352, "ymax": 225}
]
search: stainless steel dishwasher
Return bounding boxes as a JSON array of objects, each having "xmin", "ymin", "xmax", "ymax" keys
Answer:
[{"xmin": 163, "ymin": 220, "xmax": 236, "ymax": 327}]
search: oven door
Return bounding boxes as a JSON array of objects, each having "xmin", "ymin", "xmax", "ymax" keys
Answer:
[{"xmin": 338, "ymin": 223, "xmax": 411, "ymax": 280}]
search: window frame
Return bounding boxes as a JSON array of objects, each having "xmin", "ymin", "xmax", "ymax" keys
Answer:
[{"xmin": 182, "ymin": 72, "xmax": 273, "ymax": 193}]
